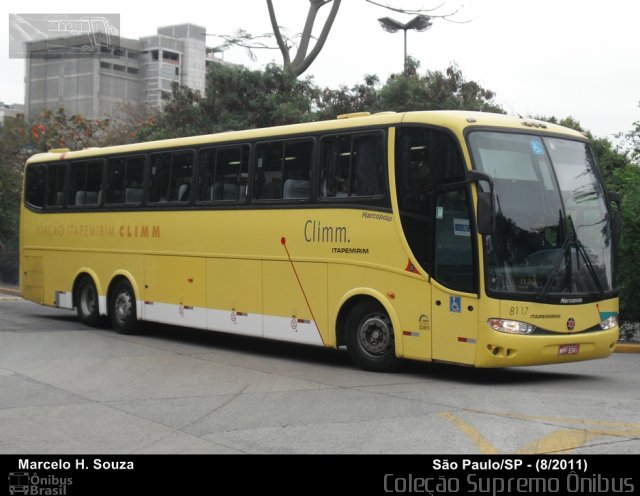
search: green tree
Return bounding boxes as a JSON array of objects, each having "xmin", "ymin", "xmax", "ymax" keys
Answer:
[
  {"xmin": 206, "ymin": 63, "xmax": 318, "ymax": 130},
  {"xmin": 377, "ymin": 62, "xmax": 503, "ymax": 113},
  {"xmin": 609, "ymin": 107, "xmax": 640, "ymax": 320},
  {"xmin": 316, "ymin": 61, "xmax": 503, "ymax": 118},
  {"xmin": 0, "ymin": 118, "xmax": 32, "ymax": 282},
  {"xmin": 315, "ymin": 74, "xmax": 380, "ymax": 119},
  {"xmin": 139, "ymin": 62, "xmax": 319, "ymax": 139},
  {"xmin": 0, "ymin": 108, "xmax": 113, "ymax": 282},
  {"xmin": 30, "ymin": 108, "xmax": 110, "ymax": 152},
  {"xmin": 612, "ymin": 164, "xmax": 640, "ymax": 320},
  {"xmin": 623, "ymin": 103, "xmax": 640, "ymax": 164}
]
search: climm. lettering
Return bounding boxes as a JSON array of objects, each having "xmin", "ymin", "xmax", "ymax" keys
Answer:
[
  {"xmin": 304, "ymin": 220, "xmax": 348, "ymax": 243},
  {"xmin": 119, "ymin": 225, "xmax": 160, "ymax": 238}
]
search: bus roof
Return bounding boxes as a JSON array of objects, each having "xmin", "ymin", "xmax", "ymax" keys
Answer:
[{"xmin": 26, "ymin": 110, "xmax": 587, "ymax": 164}]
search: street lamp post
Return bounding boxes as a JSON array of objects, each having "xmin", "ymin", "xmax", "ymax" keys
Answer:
[{"xmin": 378, "ymin": 15, "xmax": 432, "ymax": 74}]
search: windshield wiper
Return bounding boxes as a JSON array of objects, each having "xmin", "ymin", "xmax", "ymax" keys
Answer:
[
  {"xmin": 537, "ymin": 231, "xmax": 572, "ymax": 301},
  {"xmin": 574, "ymin": 239, "xmax": 605, "ymax": 295},
  {"xmin": 537, "ymin": 216, "xmax": 605, "ymax": 300}
]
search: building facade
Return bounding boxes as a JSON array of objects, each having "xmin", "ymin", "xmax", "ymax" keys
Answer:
[
  {"xmin": 25, "ymin": 23, "xmax": 220, "ymax": 120},
  {"xmin": 0, "ymin": 102, "xmax": 25, "ymax": 123}
]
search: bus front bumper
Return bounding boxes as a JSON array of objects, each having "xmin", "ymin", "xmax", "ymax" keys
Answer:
[{"xmin": 474, "ymin": 327, "xmax": 619, "ymax": 368}]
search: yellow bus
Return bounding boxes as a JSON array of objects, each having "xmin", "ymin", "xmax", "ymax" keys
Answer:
[{"xmin": 20, "ymin": 111, "xmax": 620, "ymax": 371}]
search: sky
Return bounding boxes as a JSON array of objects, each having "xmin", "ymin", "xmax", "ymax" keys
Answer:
[{"xmin": 2, "ymin": 0, "xmax": 639, "ymax": 140}]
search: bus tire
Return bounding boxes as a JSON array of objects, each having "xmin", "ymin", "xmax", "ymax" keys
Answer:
[
  {"xmin": 346, "ymin": 301, "xmax": 401, "ymax": 372},
  {"xmin": 109, "ymin": 279, "xmax": 139, "ymax": 335},
  {"xmin": 76, "ymin": 275, "xmax": 100, "ymax": 327}
]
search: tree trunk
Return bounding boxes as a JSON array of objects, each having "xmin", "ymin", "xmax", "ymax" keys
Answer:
[{"xmin": 266, "ymin": 0, "xmax": 342, "ymax": 77}]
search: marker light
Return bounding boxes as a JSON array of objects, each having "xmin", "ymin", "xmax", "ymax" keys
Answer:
[
  {"xmin": 488, "ymin": 318, "xmax": 536, "ymax": 335},
  {"xmin": 599, "ymin": 315, "xmax": 618, "ymax": 330}
]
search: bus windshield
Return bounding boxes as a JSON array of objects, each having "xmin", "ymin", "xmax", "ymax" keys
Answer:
[{"xmin": 468, "ymin": 131, "xmax": 614, "ymax": 298}]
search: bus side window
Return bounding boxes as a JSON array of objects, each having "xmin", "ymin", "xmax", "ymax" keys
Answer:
[
  {"xmin": 68, "ymin": 159, "xmax": 103, "ymax": 207},
  {"xmin": 170, "ymin": 151, "xmax": 193, "ymax": 202},
  {"xmin": 47, "ymin": 162, "xmax": 67, "ymax": 208},
  {"xmin": 149, "ymin": 153, "xmax": 171, "ymax": 203},
  {"xmin": 25, "ymin": 164, "xmax": 47, "ymax": 208},
  {"xmin": 107, "ymin": 155, "xmax": 145, "ymax": 205},
  {"xmin": 320, "ymin": 135, "xmax": 350, "ymax": 198},
  {"xmin": 149, "ymin": 150, "xmax": 194, "ymax": 204},
  {"xmin": 197, "ymin": 145, "xmax": 249, "ymax": 203},
  {"xmin": 124, "ymin": 156, "xmax": 145, "ymax": 204},
  {"xmin": 197, "ymin": 148, "xmax": 216, "ymax": 202},
  {"xmin": 215, "ymin": 147, "xmax": 242, "ymax": 201},
  {"xmin": 254, "ymin": 142, "xmax": 283, "ymax": 200},
  {"xmin": 320, "ymin": 133, "xmax": 383, "ymax": 198},
  {"xmin": 107, "ymin": 157, "xmax": 126, "ymax": 204},
  {"xmin": 282, "ymin": 141, "xmax": 312, "ymax": 200},
  {"xmin": 352, "ymin": 135, "xmax": 383, "ymax": 196},
  {"xmin": 85, "ymin": 160, "xmax": 103, "ymax": 206}
]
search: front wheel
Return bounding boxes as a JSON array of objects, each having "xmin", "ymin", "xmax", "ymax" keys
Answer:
[
  {"xmin": 109, "ymin": 279, "xmax": 139, "ymax": 335},
  {"xmin": 346, "ymin": 301, "xmax": 401, "ymax": 372}
]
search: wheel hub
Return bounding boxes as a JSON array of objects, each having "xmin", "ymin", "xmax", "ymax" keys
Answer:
[
  {"xmin": 114, "ymin": 293, "xmax": 132, "ymax": 324},
  {"xmin": 358, "ymin": 315, "xmax": 392, "ymax": 357}
]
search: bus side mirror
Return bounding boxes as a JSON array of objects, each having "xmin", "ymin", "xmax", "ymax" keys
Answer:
[
  {"xmin": 466, "ymin": 171, "xmax": 495, "ymax": 235},
  {"xmin": 608, "ymin": 191, "xmax": 622, "ymax": 246}
]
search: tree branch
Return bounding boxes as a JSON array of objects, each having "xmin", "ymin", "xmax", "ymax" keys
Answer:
[
  {"xmin": 291, "ymin": 0, "xmax": 342, "ymax": 76},
  {"xmin": 267, "ymin": 0, "xmax": 291, "ymax": 66},
  {"xmin": 365, "ymin": 0, "xmax": 469, "ymax": 23},
  {"xmin": 292, "ymin": 0, "xmax": 327, "ymax": 68}
]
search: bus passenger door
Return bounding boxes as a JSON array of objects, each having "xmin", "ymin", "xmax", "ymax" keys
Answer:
[{"xmin": 430, "ymin": 188, "xmax": 478, "ymax": 365}]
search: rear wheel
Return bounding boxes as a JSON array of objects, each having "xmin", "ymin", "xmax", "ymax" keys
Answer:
[
  {"xmin": 109, "ymin": 279, "xmax": 139, "ymax": 335},
  {"xmin": 346, "ymin": 301, "xmax": 401, "ymax": 372},
  {"xmin": 76, "ymin": 275, "xmax": 100, "ymax": 326}
]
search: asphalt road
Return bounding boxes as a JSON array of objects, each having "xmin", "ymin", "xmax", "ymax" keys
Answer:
[{"xmin": 1, "ymin": 299, "xmax": 638, "ymax": 454}]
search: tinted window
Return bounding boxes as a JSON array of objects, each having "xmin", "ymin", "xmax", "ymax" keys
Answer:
[
  {"xmin": 68, "ymin": 160, "xmax": 103, "ymax": 206},
  {"xmin": 396, "ymin": 127, "xmax": 465, "ymax": 214},
  {"xmin": 47, "ymin": 162, "xmax": 67, "ymax": 208},
  {"xmin": 197, "ymin": 145, "xmax": 249, "ymax": 202},
  {"xmin": 320, "ymin": 133, "xmax": 384, "ymax": 198},
  {"xmin": 395, "ymin": 126, "xmax": 472, "ymax": 291},
  {"xmin": 254, "ymin": 140, "xmax": 313, "ymax": 200},
  {"xmin": 434, "ymin": 188, "xmax": 475, "ymax": 293},
  {"xmin": 149, "ymin": 150, "xmax": 194, "ymax": 203},
  {"xmin": 106, "ymin": 155, "xmax": 145, "ymax": 204},
  {"xmin": 25, "ymin": 164, "xmax": 46, "ymax": 208}
]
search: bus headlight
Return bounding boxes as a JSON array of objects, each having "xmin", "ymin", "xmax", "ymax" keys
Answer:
[
  {"xmin": 599, "ymin": 315, "xmax": 618, "ymax": 330},
  {"xmin": 488, "ymin": 318, "xmax": 536, "ymax": 335}
]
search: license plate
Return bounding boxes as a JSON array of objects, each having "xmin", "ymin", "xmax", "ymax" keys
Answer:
[{"xmin": 558, "ymin": 344, "xmax": 580, "ymax": 356}]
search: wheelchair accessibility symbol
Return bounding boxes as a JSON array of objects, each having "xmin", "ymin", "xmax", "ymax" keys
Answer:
[{"xmin": 449, "ymin": 296, "xmax": 461, "ymax": 313}]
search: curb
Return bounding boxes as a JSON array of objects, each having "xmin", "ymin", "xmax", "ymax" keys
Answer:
[
  {"xmin": 0, "ymin": 287, "xmax": 22, "ymax": 301},
  {"xmin": 614, "ymin": 343, "xmax": 640, "ymax": 354},
  {"xmin": 0, "ymin": 286, "xmax": 21, "ymax": 296}
]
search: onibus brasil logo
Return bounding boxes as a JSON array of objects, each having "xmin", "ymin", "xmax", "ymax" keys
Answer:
[{"xmin": 8, "ymin": 472, "xmax": 72, "ymax": 495}]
